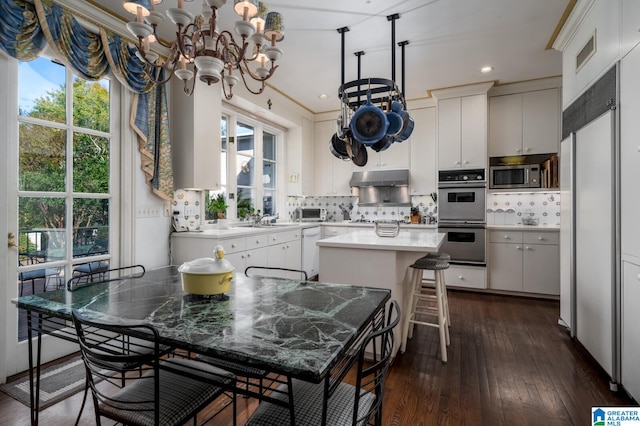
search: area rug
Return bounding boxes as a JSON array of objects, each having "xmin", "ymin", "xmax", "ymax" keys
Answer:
[{"xmin": 0, "ymin": 356, "xmax": 88, "ymax": 410}]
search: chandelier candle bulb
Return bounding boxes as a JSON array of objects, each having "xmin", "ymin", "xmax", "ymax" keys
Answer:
[{"xmin": 125, "ymin": 0, "xmax": 284, "ymax": 99}]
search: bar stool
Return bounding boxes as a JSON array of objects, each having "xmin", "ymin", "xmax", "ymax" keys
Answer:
[
  {"xmin": 401, "ymin": 257, "xmax": 451, "ymax": 362},
  {"xmin": 419, "ymin": 252, "xmax": 451, "ymax": 328}
]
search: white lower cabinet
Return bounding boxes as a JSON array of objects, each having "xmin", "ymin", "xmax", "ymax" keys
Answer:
[
  {"xmin": 267, "ymin": 229, "xmax": 302, "ymax": 279},
  {"xmin": 322, "ymin": 226, "xmax": 349, "ymax": 238},
  {"xmin": 226, "ymin": 234, "xmax": 270, "ymax": 273},
  {"xmin": 444, "ymin": 265, "xmax": 487, "ymax": 290},
  {"xmin": 488, "ymin": 230, "xmax": 559, "ymax": 295},
  {"xmin": 622, "ymin": 261, "xmax": 640, "ymax": 400}
]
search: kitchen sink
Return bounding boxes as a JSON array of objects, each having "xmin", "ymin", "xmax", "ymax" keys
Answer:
[{"xmin": 255, "ymin": 223, "xmax": 298, "ymax": 228}]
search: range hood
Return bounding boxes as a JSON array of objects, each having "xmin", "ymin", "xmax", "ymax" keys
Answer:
[
  {"xmin": 350, "ymin": 170, "xmax": 410, "ymax": 207},
  {"xmin": 349, "ymin": 169, "xmax": 409, "ymax": 187}
]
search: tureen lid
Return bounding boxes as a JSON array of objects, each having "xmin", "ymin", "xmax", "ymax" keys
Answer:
[{"xmin": 178, "ymin": 245, "xmax": 235, "ymax": 274}]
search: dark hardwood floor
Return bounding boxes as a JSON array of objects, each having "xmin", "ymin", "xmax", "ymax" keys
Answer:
[{"xmin": 1, "ymin": 290, "xmax": 636, "ymax": 425}]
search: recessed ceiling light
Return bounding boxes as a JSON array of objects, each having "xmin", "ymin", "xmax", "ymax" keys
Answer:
[
  {"xmin": 480, "ymin": 66, "xmax": 493, "ymax": 73},
  {"xmin": 319, "ymin": 94, "xmax": 328, "ymax": 99}
]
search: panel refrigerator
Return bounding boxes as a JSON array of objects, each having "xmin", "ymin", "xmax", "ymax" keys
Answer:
[{"xmin": 560, "ymin": 110, "xmax": 619, "ymax": 383}]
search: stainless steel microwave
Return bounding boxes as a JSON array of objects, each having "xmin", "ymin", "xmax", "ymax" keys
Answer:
[
  {"xmin": 296, "ymin": 207, "xmax": 327, "ymax": 222},
  {"xmin": 489, "ymin": 164, "xmax": 541, "ymax": 189}
]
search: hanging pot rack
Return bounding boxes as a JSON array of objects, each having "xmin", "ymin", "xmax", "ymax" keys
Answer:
[
  {"xmin": 337, "ymin": 14, "xmax": 407, "ymax": 112},
  {"xmin": 332, "ymin": 13, "xmax": 412, "ymax": 167}
]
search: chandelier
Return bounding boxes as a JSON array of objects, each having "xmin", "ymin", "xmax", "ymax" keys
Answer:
[{"xmin": 123, "ymin": 0, "xmax": 285, "ymax": 100}]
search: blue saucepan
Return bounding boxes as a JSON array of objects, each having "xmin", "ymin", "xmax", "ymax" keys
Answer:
[{"xmin": 350, "ymin": 90, "xmax": 389, "ymax": 145}]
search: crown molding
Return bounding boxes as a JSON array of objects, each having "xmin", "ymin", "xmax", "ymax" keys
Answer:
[{"xmin": 552, "ymin": 0, "xmax": 597, "ymax": 52}]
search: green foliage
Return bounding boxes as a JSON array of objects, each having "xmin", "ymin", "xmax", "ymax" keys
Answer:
[
  {"xmin": 19, "ymin": 77, "xmax": 110, "ymax": 235},
  {"xmin": 206, "ymin": 193, "xmax": 228, "ymax": 220},
  {"xmin": 237, "ymin": 190, "xmax": 254, "ymax": 219}
]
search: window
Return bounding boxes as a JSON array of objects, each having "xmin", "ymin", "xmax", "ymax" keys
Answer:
[
  {"xmin": 17, "ymin": 57, "xmax": 113, "ymax": 318},
  {"xmin": 208, "ymin": 113, "xmax": 280, "ymax": 221},
  {"xmin": 236, "ymin": 121, "xmax": 255, "ymax": 218},
  {"xmin": 263, "ymin": 131, "xmax": 277, "ymax": 215}
]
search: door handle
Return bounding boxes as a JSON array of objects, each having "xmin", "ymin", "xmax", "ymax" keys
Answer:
[{"xmin": 8, "ymin": 232, "xmax": 17, "ymax": 248}]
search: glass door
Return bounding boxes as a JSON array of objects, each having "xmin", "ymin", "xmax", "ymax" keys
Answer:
[{"xmin": 3, "ymin": 54, "xmax": 118, "ymax": 377}]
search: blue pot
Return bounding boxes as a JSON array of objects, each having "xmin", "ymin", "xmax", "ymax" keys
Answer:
[{"xmin": 350, "ymin": 91, "xmax": 389, "ymax": 145}]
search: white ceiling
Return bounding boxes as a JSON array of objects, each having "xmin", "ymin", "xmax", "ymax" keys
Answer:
[{"xmin": 98, "ymin": 0, "xmax": 570, "ymax": 113}]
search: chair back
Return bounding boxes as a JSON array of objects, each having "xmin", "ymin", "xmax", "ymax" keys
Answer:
[
  {"xmin": 352, "ymin": 299, "xmax": 400, "ymax": 425},
  {"xmin": 245, "ymin": 266, "xmax": 308, "ymax": 281},
  {"xmin": 68, "ymin": 265, "xmax": 145, "ymax": 291},
  {"xmin": 71, "ymin": 310, "xmax": 162, "ymax": 424}
]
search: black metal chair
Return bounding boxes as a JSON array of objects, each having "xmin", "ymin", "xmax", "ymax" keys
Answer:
[
  {"xmin": 244, "ymin": 266, "xmax": 308, "ymax": 281},
  {"xmin": 245, "ymin": 299, "xmax": 401, "ymax": 426},
  {"xmin": 72, "ymin": 243, "xmax": 109, "ymax": 282},
  {"xmin": 67, "ymin": 265, "xmax": 146, "ymax": 291},
  {"xmin": 71, "ymin": 310, "xmax": 236, "ymax": 426}
]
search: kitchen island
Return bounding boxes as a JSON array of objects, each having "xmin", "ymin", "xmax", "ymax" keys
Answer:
[{"xmin": 317, "ymin": 229, "xmax": 446, "ymax": 355}]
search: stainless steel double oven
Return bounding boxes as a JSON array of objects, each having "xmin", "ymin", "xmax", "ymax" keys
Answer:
[{"xmin": 437, "ymin": 169, "xmax": 487, "ymax": 265}]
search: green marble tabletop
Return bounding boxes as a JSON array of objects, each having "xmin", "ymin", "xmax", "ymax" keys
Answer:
[{"xmin": 13, "ymin": 266, "xmax": 390, "ymax": 382}]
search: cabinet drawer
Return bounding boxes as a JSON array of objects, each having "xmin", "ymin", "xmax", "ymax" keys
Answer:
[
  {"xmin": 489, "ymin": 230, "xmax": 523, "ymax": 244},
  {"xmin": 444, "ymin": 265, "xmax": 487, "ymax": 289},
  {"xmin": 323, "ymin": 226, "xmax": 349, "ymax": 237},
  {"xmin": 523, "ymin": 231, "xmax": 559, "ymax": 245},
  {"xmin": 246, "ymin": 234, "xmax": 269, "ymax": 250},
  {"xmin": 269, "ymin": 229, "xmax": 301, "ymax": 245},
  {"xmin": 220, "ymin": 237, "xmax": 246, "ymax": 254}
]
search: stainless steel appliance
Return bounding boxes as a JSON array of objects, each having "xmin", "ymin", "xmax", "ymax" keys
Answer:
[
  {"xmin": 436, "ymin": 225, "xmax": 486, "ymax": 265},
  {"xmin": 438, "ymin": 169, "xmax": 487, "ymax": 265},
  {"xmin": 296, "ymin": 207, "xmax": 327, "ymax": 222},
  {"xmin": 489, "ymin": 164, "xmax": 541, "ymax": 189},
  {"xmin": 349, "ymin": 169, "xmax": 411, "ymax": 207}
]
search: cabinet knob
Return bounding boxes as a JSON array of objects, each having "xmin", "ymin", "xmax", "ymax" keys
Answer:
[
  {"xmin": 637, "ymin": 274, "xmax": 640, "ymax": 281},
  {"xmin": 538, "ymin": 237, "xmax": 544, "ymax": 240},
  {"xmin": 463, "ymin": 160, "xmax": 470, "ymax": 165},
  {"xmin": 504, "ymin": 235, "xmax": 509, "ymax": 239},
  {"xmin": 247, "ymin": 253, "xmax": 251, "ymax": 257},
  {"xmin": 525, "ymin": 246, "xmax": 531, "ymax": 250},
  {"xmin": 458, "ymin": 275, "xmax": 464, "ymax": 280},
  {"xmin": 524, "ymin": 147, "xmax": 531, "ymax": 152},
  {"xmin": 231, "ymin": 244, "xmax": 236, "ymax": 248},
  {"xmin": 256, "ymin": 239, "xmax": 260, "ymax": 244},
  {"xmin": 454, "ymin": 161, "xmax": 461, "ymax": 165},
  {"xmin": 282, "ymin": 246, "xmax": 286, "ymax": 250},
  {"xmin": 515, "ymin": 148, "xmax": 522, "ymax": 153},
  {"xmin": 516, "ymin": 246, "xmax": 522, "ymax": 250}
]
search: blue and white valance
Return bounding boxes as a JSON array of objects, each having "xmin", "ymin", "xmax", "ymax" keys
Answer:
[{"xmin": 0, "ymin": 0, "xmax": 173, "ymax": 201}]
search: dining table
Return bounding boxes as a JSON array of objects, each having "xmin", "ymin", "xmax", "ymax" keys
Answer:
[{"xmin": 12, "ymin": 265, "xmax": 391, "ymax": 425}]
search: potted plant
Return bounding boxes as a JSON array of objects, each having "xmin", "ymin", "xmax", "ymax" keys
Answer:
[{"xmin": 207, "ymin": 193, "xmax": 229, "ymax": 228}]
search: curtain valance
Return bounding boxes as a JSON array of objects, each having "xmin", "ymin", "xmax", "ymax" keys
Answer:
[{"xmin": 0, "ymin": 0, "xmax": 173, "ymax": 201}]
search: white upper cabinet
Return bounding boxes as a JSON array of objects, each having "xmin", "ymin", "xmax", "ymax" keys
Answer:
[
  {"xmin": 360, "ymin": 139, "xmax": 410, "ymax": 171},
  {"xmin": 437, "ymin": 94, "xmax": 487, "ymax": 170},
  {"xmin": 313, "ymin": 119, "xmax": 353, "ymax": 196},
  {"xmin": 437, "ymin": 97, "xmax": 462, "ymax": 169},
  {"xmin": 489, "ymin": 88, "xmax": 559, "ymax": 157},
  {"xmin": 553, "ymin": 0, "xmax": 620, "ymax": 108},
  {"xmin": 171, "ymin": 80, "xmax": 222, "ymax": 190},
  {"xmin": 621, "ymin": 0, "xmax": 640, "ymax": 58},
  {"xmin": 409, "ymin": 107, "xmax": 437, "ymax": 195}
]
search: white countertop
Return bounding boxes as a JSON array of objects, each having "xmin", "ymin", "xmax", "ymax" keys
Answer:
[
  {"xmin": 325, "ymin": 221, "xmax": 439, "ymax": 230},
  {"xmin": 487, "ymin": 224, "xmax": 560, "ymax": 231},
  {"xmin": 171, "ymin": 223, "xmax": 320, "ymax": 238},
  {"xmin": 317, "ymin": 229, "xmax": 446, "ymax": 252}
]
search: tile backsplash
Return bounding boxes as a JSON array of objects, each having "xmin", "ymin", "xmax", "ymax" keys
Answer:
[
  {"xmin": 285, "ymin": 195, "xmax": 437, "ymax": 223},
  {"xmin": 486, "ymin": 191, "xmax": 561, "ymax": 226},
  {"xmin": 173, "ymin": 190, "xmax": 562, "ymax": 226}
]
